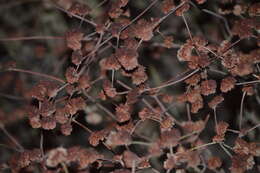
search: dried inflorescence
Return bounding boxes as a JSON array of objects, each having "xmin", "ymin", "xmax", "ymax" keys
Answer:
[{"xmin": 3, "ymin": 0, "xmax": 260, "ymax": 172}]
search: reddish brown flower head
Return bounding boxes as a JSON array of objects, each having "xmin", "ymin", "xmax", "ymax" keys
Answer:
[
  {"xmin": 65, "ymin": 67, "xmax": 79, "ymax": 84},
  {"xmin": 220, "ymin": 76, "xmax": 236, "ymax": 93},
  {"xmin": 248, "ymin": 3, "xmax": 260, "ymax": 17},
  {"xmin": 175, "ymin": 2, "xmax": 190, "ymax": 16},
  {"xmin": 160, "ymin": 116, "xmax": 175, "ymax": 131},
  {"xmin": 185, "ymin": 73, "xmax": 201, "ymax": 86},
  {"xmin": 131, "ymin": 65, "xmax": 148, "ymax": 85},
  {"xmin": 182, "ymin": 120, "xmax": 205, "ymax": 133},
  {"xmin": 78, "ymin": 74, "xmax": 91, "ymax": 90},
  {"xmin": 186, "ymin": 88, "xmax": 202, "ymax": 103},
  {"xmin": 60, "ymin": 122, "xmax": 73, "ymax": 136},
  {"xmin": 191, "ymin": 99, "xmax": 204, "ymax": 113},
  {"xmin": 39, "ymin": 99, "xmax": 56, "ymax": 117},
  {"xmin": 122, "ymin": 151, "xmax": 141, "ymax": 168},
  {"xmin": 71, "ymin": 50, "xmax": 83, "ymax": 66},
  {"xmin": 46, "ymin": 147, "xmax": 68, "ymax": 167},
  {"xmin": 55, "ymin": 107, "xmax": 69, "ymax": 124},
  {"xmin": 231, "ymin": 19, "xmax": 256, "ymax": 38},
  {"xmin": 133, "ymin": 19, "xmax": 155, "ymax": 41},
  {"xmin": 68, "ymin": 2, "xmax": 90, "ymax": 16},
  {"xmin": 230, "ymin": 154, "xmax": 255, "ymax": 173},
  {"xmin": 115, "ymin": 48, "xmax": 139, "ymax": 70},
  {"xmin": 242, "ymin": 85, "xmax": 254, "ymax": 96},
  {"xmin": 103, "ymin": 80, "xmax": 117, "ymax": 98},
  {"xmin": 208, "ymin": 95, "xmax": 224, "ymax": 109},
  {"xmin": 207, "ymin": 156, "xmax": 222, "ymax": 170},
  {"xmin": 200, "ymin": 79, "xmax": 217, "ymax": 96},
  {"xmin": 196, "ymin": 0, "xmax": 207, "ymax": 4},
  {"xmin": 65, "ymin": 30, "xmax": 84, "ymax": 51},
  {"xmin": 41, "ymin": 116, "xmax": 56, "ymax": 130},
  {"xmin": 116, "ymin": 104, "xmax": 132, "ymax": 123},
  {"xmin": 100, "ymin": 54, "xmax": 121, "ymax": 71},
  {"xmin": 177, "ymin": 43, "xmax": 193, "ymax": 62},
  {"xmin": 159, "ymin": 128, "xmax": 181, "ymax": 148},
  {"xmin": 65, "ymin": 97, "xmax": 86, "ymax": 115},
  {"xmin": 106, "ymin": 130, "xmax": 131, "ymax": 147},
  {"xmin": 213, "ymin": 121, "xmax": 229, "ymax": 142},
  {"xmin": 161, "ymin": 0, "xmax": 175, "ymax": 14}
]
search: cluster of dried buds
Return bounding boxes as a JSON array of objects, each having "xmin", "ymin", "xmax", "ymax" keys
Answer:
[{"xmin": 2, "ymin": 0, "xmax": 260, "ymax": 173}]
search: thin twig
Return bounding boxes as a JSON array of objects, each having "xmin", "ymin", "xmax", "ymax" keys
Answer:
[
  {"xmin": 186, "ymin": 103, "xmax": 191, "ymax": 121},
  {"xmin": 146, "ymin": 68, "xmax": 200, "ymax": 91},
  {"xmin": 236, "ymin": 80, "xmax": 260, "ymax": 86},
  {"xmin": 202, "ymin": 9, "xmax": 231, "ymax": 36},
  {"xmin": 189, "ymin": 142, "xmax": 217, "ymax": 151},
  {"xmin": 0, "ymin": 36, "xmax": 64, "ymax": 41},
  {"xmin": 242, "ymin": 123, "xmax": 260, "ymax": 136},
  {"xmin": 8, "ymin": 68, "xmax": 65, "ymax": 84},
  {"xmin": 54, "ymin": 5, "xmax": 97, "ymax": 26},
  {"xmin": 0, "ymin": 124, "xmax": 24, "ymax": 152},
  {"xmin": 239, "ymin": 92, "xmax": 246, "ymax": 130},
  {"xmin": 219, "ymin": 143, "xmax": 232, "ymax": 157},
  {"xmin": 72, "ymin": 119, "xmax": 92, "ymax": 133},
  {"xmin": 213, "ymin": 108, "xmax": 218, "ymax": 133}
]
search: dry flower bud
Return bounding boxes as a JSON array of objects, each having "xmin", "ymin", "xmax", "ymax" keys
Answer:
[
  {"xmin": 161, "ymin": 94, "xmax": 174, "ymax": 103},
  {"xmin": 122, "ymin": 151, "xmax": 141, "ymax": 168},
  {"xmin": 68, "ymin": 2, "xmax": 90, "ymax": 16},
  {"xmin": 78, "ymin": 148, "xmax": 103, "ymax": 169},
  {"xmin": 186, "ymin": 88, "xmax": 202, "ymax": 103},
  {"xmin": 60, "ymin": 122, "xmax": 72, "ymax": 136},
  {"xmin": 65, "ymin": 30, "xmax": 84, "ymax": 51},
  {"xmin": 196, "ymin": 0, "xmax": 207, "ymax": 4},
  {"xmin": 182, "ymin": 120, "xmax": 205, "ymax": 133},
  {"xmin": 65, "ymin": 97, "xmax": 86, "ymax": 115},
  {"xmin": 78, "ymin": 74, "xmax": 91, "ymax": 90},
  {"xmin": 133, "ymin": 19, "xmax": 154, "ymax": 41},
  {"xmin": 191, "ymin": 99, "xmax": 203, "ymax": 113},
  {"xmin": 71, "ymin": 50, "xmax": 83, "ymax": 65},
  {"xmin": 131, "ymin": 65, "xmax": 148, "ymax": 85},
  {"xmin": 248, "ymin": 3, "xmax": 260, "ymax": 16},
  {"xmin": 41, "ymin": 116, "xmax": 56, "ymax": 130},
  {"xmin": 159, "ymin": 128, "xmax": 181, "ymax": 147},
  {"xmin": 106, "ymin": 130, "xmax": 131, "ymax": 147},
  {"xmin": 116, "ymin": 104, "xmax": 132, "ymax": 123},
  {"xmin": 207, "ymin": 156, "xmax": 222, "ymax": 170},
  {"xmin": 100, "ymin": 54, "xmax": 121, "ymax": 70},
  {"xmin": 161, "ymin": 0, "xmax": 175, "ymax": 14},
  {"xmin": 220, "ymin": 76, "xmax": 236, "ymax": 93},
  {"xmin": 242, "ymin": 85, "xmax": 254, "ymax": 96},
  {"xmin": 215, "ymin": 121, "xmax": 229, "ymax": 135},
  {"xmin": 115, "ymin": 48, "xmax": 139, "ymax": 70},
  {"xmin": 103, "ymin": 80, "xmax": 117, "ymax": 98},
  {"xmin": 39, "ymin": 99, "xmax": 56, "ymax": 117},
  {"xmin": 233, "ymin": 138, "xmax": 257, "ymax": 156},
  {"xmin": 231, "ymin": 19, "xmax": 255, "ymax": 38},
  {"xmin": 177, "ymin": 43, "xmax": 193, "ymax": 62},
  {"xmin": 208, "ymin": 95, "xmax": 224, "ymax": 109},
  {"xmin": 55, "ymin": 107, "xmax": 68, "ymax": 124},
  {"xmin": 65, "ymin": 67, "xmax": 79, "ymax": 84},
  {"xmin": 230, "ymin": 154, "xmax": 255, "ymax": 173},
  {"xmin": 160, "ymin": 116, "xmax": 174, "ymax": 130},
  {"xmin": 46, "ymin": 147, "xmax": 68, "ymax": 167},
  {"xmin": 200, "ymin": 80, "xmax": 217, "ymax": 96},
  {"xmin": 175, "ymin": 2, "xmax": 190, "ymax": 16},
  {"xmin": 89, "ymin": 130, "xmax": 108, "ymax": 147},
  {"xmin": 164, "ymin": 154, "xmax": 176, "ymax": 169},
  {"xmin": 185, "ymin": 74, "xmax": 201, "ymax": 86}
]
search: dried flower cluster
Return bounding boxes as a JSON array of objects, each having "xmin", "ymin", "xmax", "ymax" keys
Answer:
[{"xmin": 0, "ymin": 0, "xmax": 259, "ymax": 173}]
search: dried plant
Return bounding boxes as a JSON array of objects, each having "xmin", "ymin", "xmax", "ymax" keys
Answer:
[{"xmin": 0, "ymin": 0, "xmax": 259, "ymax": 173}]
